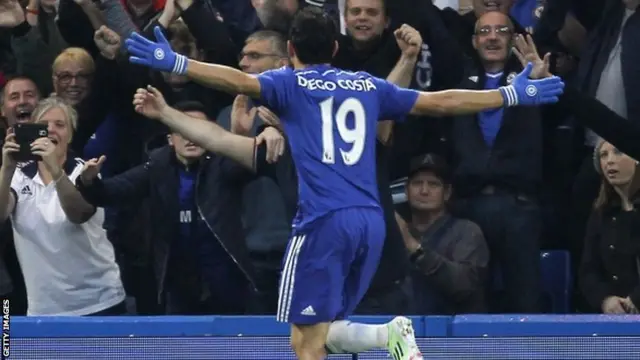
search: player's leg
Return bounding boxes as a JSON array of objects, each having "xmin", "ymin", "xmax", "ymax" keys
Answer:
[
  {"xmin": 290, "ymin": 322, "xmax": 331, "ymax": 360},
  {"xmin": 276, "ymin": 222, "xmax": 351, "ymax": 360},
  {"xmin": 324, "ymin": 208, "xmax": 423, "ymax": 359}
]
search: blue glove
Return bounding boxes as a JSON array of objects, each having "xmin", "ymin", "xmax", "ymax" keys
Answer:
[
  {"xmin": 125, "ymin": 26, "xmax": 188, "ymax": 75},
  {"xmin": 498, "ymin": 63, "xmax": 564, "ymax": 107}
]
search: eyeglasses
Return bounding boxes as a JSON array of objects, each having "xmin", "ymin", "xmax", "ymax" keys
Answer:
[
  {"xmin": 475, "ymin": 25, "xmax": 513, "ymax": 37},
  {"xmin": 55, "ymin": 72, "xmax": 93, "ymax": 85},
  {"xmin": 238, "ymin": 51, "xmax": 282, "ymax": 61}
]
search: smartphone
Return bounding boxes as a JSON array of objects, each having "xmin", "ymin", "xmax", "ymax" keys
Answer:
[{"xmin": 13, "ymin": 123, "xmax": 48, "ymax": 162}]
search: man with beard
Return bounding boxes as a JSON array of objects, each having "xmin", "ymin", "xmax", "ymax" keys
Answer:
[
  {"xmin": 0, "ymin": 75, "xmax": 40, "ymax": 316},
  {"xmin": 449, "ymin": 12, "xmax": 550, "ymax": 313}
]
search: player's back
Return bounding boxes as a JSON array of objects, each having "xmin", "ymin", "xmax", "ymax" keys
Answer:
[{"xmin": 257, "ymin": 64, "xmax": 418, "ymax": 229}]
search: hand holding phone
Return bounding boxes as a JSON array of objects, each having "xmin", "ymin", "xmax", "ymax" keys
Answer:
[{"xmin": 13, "ymin": 123, "xmax": 48, "ymax": 162}]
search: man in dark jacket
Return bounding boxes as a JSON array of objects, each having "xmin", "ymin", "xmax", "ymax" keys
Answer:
[
  {"xmin": 450, "ymin": 11, "xmax": 549, "ymax": 313},
  {"xmin": 76, "ymin": 101, "xmax": 284, "ymax": 314},
  {"xmin": 398, "ymin": 154, "xmax": 489, "ymax": 315}
]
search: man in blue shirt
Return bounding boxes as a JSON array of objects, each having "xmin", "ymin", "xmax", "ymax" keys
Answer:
[{"xmin": 125, "ymin": 6, "xmax": 563, "ymax": 360}]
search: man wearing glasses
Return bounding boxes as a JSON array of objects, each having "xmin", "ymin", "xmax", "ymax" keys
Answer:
[
  {"xmin": 216, "ymin": 30, "xmax": 291, "ymax": 314},
  {"xmin": 451, "ymin": 11, "xmax": 548, "ymax": 313}
]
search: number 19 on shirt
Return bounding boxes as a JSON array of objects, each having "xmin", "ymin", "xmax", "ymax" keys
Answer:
[{"xmin": 320, "ymin": 97, "xmax": 367, "ymax": 166}]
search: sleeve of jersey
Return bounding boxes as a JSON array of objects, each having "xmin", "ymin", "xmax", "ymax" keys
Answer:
[
  {"xmin": 256, "ymin": 67, "xmax": 292, "ymax": 113},
  {"xmin": 377, "ymin": 79, "xmax": 420, "ymax": 122}
]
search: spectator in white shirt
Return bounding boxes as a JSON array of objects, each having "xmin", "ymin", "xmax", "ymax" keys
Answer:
[{"xmin": 0, "ymin": 96, "xmax": 126, "ymax": 316}]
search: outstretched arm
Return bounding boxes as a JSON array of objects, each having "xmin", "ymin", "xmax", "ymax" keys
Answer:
[
  {"xmin": 185, "ymin": 60, "xmax": 262, "ymax": 99},
  {"xmin": 410, "ymin": 89, "xmax": 505, "ymax": 117},
  {"xmin": 163, "ymin": 105, "xmax": 258, "ymax": 169},
  {"xmin": 126, "ymin": 26, "xmax": 261, "ymax": 98},
  {"xmin": 132, "ymin": 86, "xmax": 284, "ymax": 170},
  {"xmin": 409, "ymin": 63, "xmax": 564, "ymax": 116}
]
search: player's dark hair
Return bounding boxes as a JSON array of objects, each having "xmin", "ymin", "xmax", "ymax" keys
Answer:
[
  {"xmin": 289, "ymin": 7, "xmax": 339, "ymax": 65},
  {"xmin": 173, "ymin": 101, "xmax": 207, "ymax": 115}
]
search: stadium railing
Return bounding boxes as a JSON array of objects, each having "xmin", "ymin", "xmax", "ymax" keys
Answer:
[{"xmin": 7, "ymin": 315, "xmax": 640, "ymax": 359}]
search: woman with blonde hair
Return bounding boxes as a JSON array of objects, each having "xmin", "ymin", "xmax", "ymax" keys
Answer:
[
  {"xmin": 579, "ymin": 140, "xmax": 640, "ymax": 314},
  {"xmin": 0, "ymin": 96, "xmax": 125, "ymax": 316}
]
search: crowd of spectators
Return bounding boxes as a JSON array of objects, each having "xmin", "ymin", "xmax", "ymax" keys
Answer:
[{"xmin": 0, "ymin": 0, "xmax": 638, "ymax": 317}]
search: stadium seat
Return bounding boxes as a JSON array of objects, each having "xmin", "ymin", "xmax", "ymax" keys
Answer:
[{"xmin": 491, "ymin": 251, "xmax": 572, "ymax": 313}]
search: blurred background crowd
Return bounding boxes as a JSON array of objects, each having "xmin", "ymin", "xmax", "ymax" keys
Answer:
[{"xmin": 0, "ymin": 0, "xmax": 639, "ymax": 318}]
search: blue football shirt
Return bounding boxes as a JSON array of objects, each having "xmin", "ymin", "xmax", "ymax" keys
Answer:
[{"xmin": 257, "ymin": 64, "xmax": 419, "ymax": 229}]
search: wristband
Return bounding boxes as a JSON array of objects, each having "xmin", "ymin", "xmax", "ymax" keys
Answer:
[
  {"xmin": 498, "ymin": 85, "xmax": 518, "ymax": 107},
  {"xmin": 172, "ymin": 54, "xmax": 188, "ymax": 75},
  {"xmin": 25, "ymin": 6, "xmax": 39, "ymax": 15}
]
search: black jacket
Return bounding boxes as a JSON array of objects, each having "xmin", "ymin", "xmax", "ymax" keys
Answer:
[
  {"xmin": 77, "ymin": 146, "xmax": 259, "ymax": 302},
  {"xmin": 579, "ymin": 198, "xmax": 640, "ymax": 312},
  {"xmin": 451, "ymin": 70, "xmax": 544, "ymax": 197},
  {"xmin": 558, "ymin": 87, "xmax": 640, "ymax": 160},
  {"xmin": 575, "ymin": 2, "xmax": 640, "ymax": 130}
]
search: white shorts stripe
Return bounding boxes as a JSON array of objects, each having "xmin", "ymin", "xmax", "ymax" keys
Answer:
[
  {"xmin": 277, "ymin": 235, "xmax": 301, "ymax": 321},
  {"xmin": 276, "ymin": 234, "xmax": 306, "ymax": 322},
  {"xmin": 276, "ymin": 235, "xmax": 299, "ymax": 320}
]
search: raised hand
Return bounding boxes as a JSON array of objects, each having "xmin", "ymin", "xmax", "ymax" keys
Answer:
[
  {"xmin": 132, "ymin": 85, "xmax": 169, "ymax": 120},
  {"xmin": 512, "ymin": 34, "xmax": 551, "ymax": 79},
  {"xmin": 94, "ymin": 26, "xmax": 121, "ymax": 60},
  {"xmin": 80, "ymin": 155, "xmax": 106, "ymax": 185},
  {"xmin": 394, "ymin": 24, "xmax": 422, "ymax": 59},
  {"xmin": 256, "ymin": 127, "xmax": 285, "ymax": 164},
  {"xmin": 394, "ymin": 212, "xmax": 421, "ymax": 252},
  {"xmin": 230, "ymin": 95, "xmax": 257, "ymax": 135},
  {"xmin": 0, "ymin": 0, "xmax": 25, "ymax": 28},
  {"xmin": 499, "ymin": 63, "xmax": 564, "ymax": 107},
  {"xmin": 30, "ymin": 137, "xmax": 62, "ymax": 179},
  {"xmin": 256, "ymin": 106, "xmax": 283, "ymax": 133},
  {"xmin": 125, "ymin": 26, "xmax": 188, "ymax": 74},
  {"xmin": 158, "ymin": 0, "xmax": 181, "ymax": 27}
]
